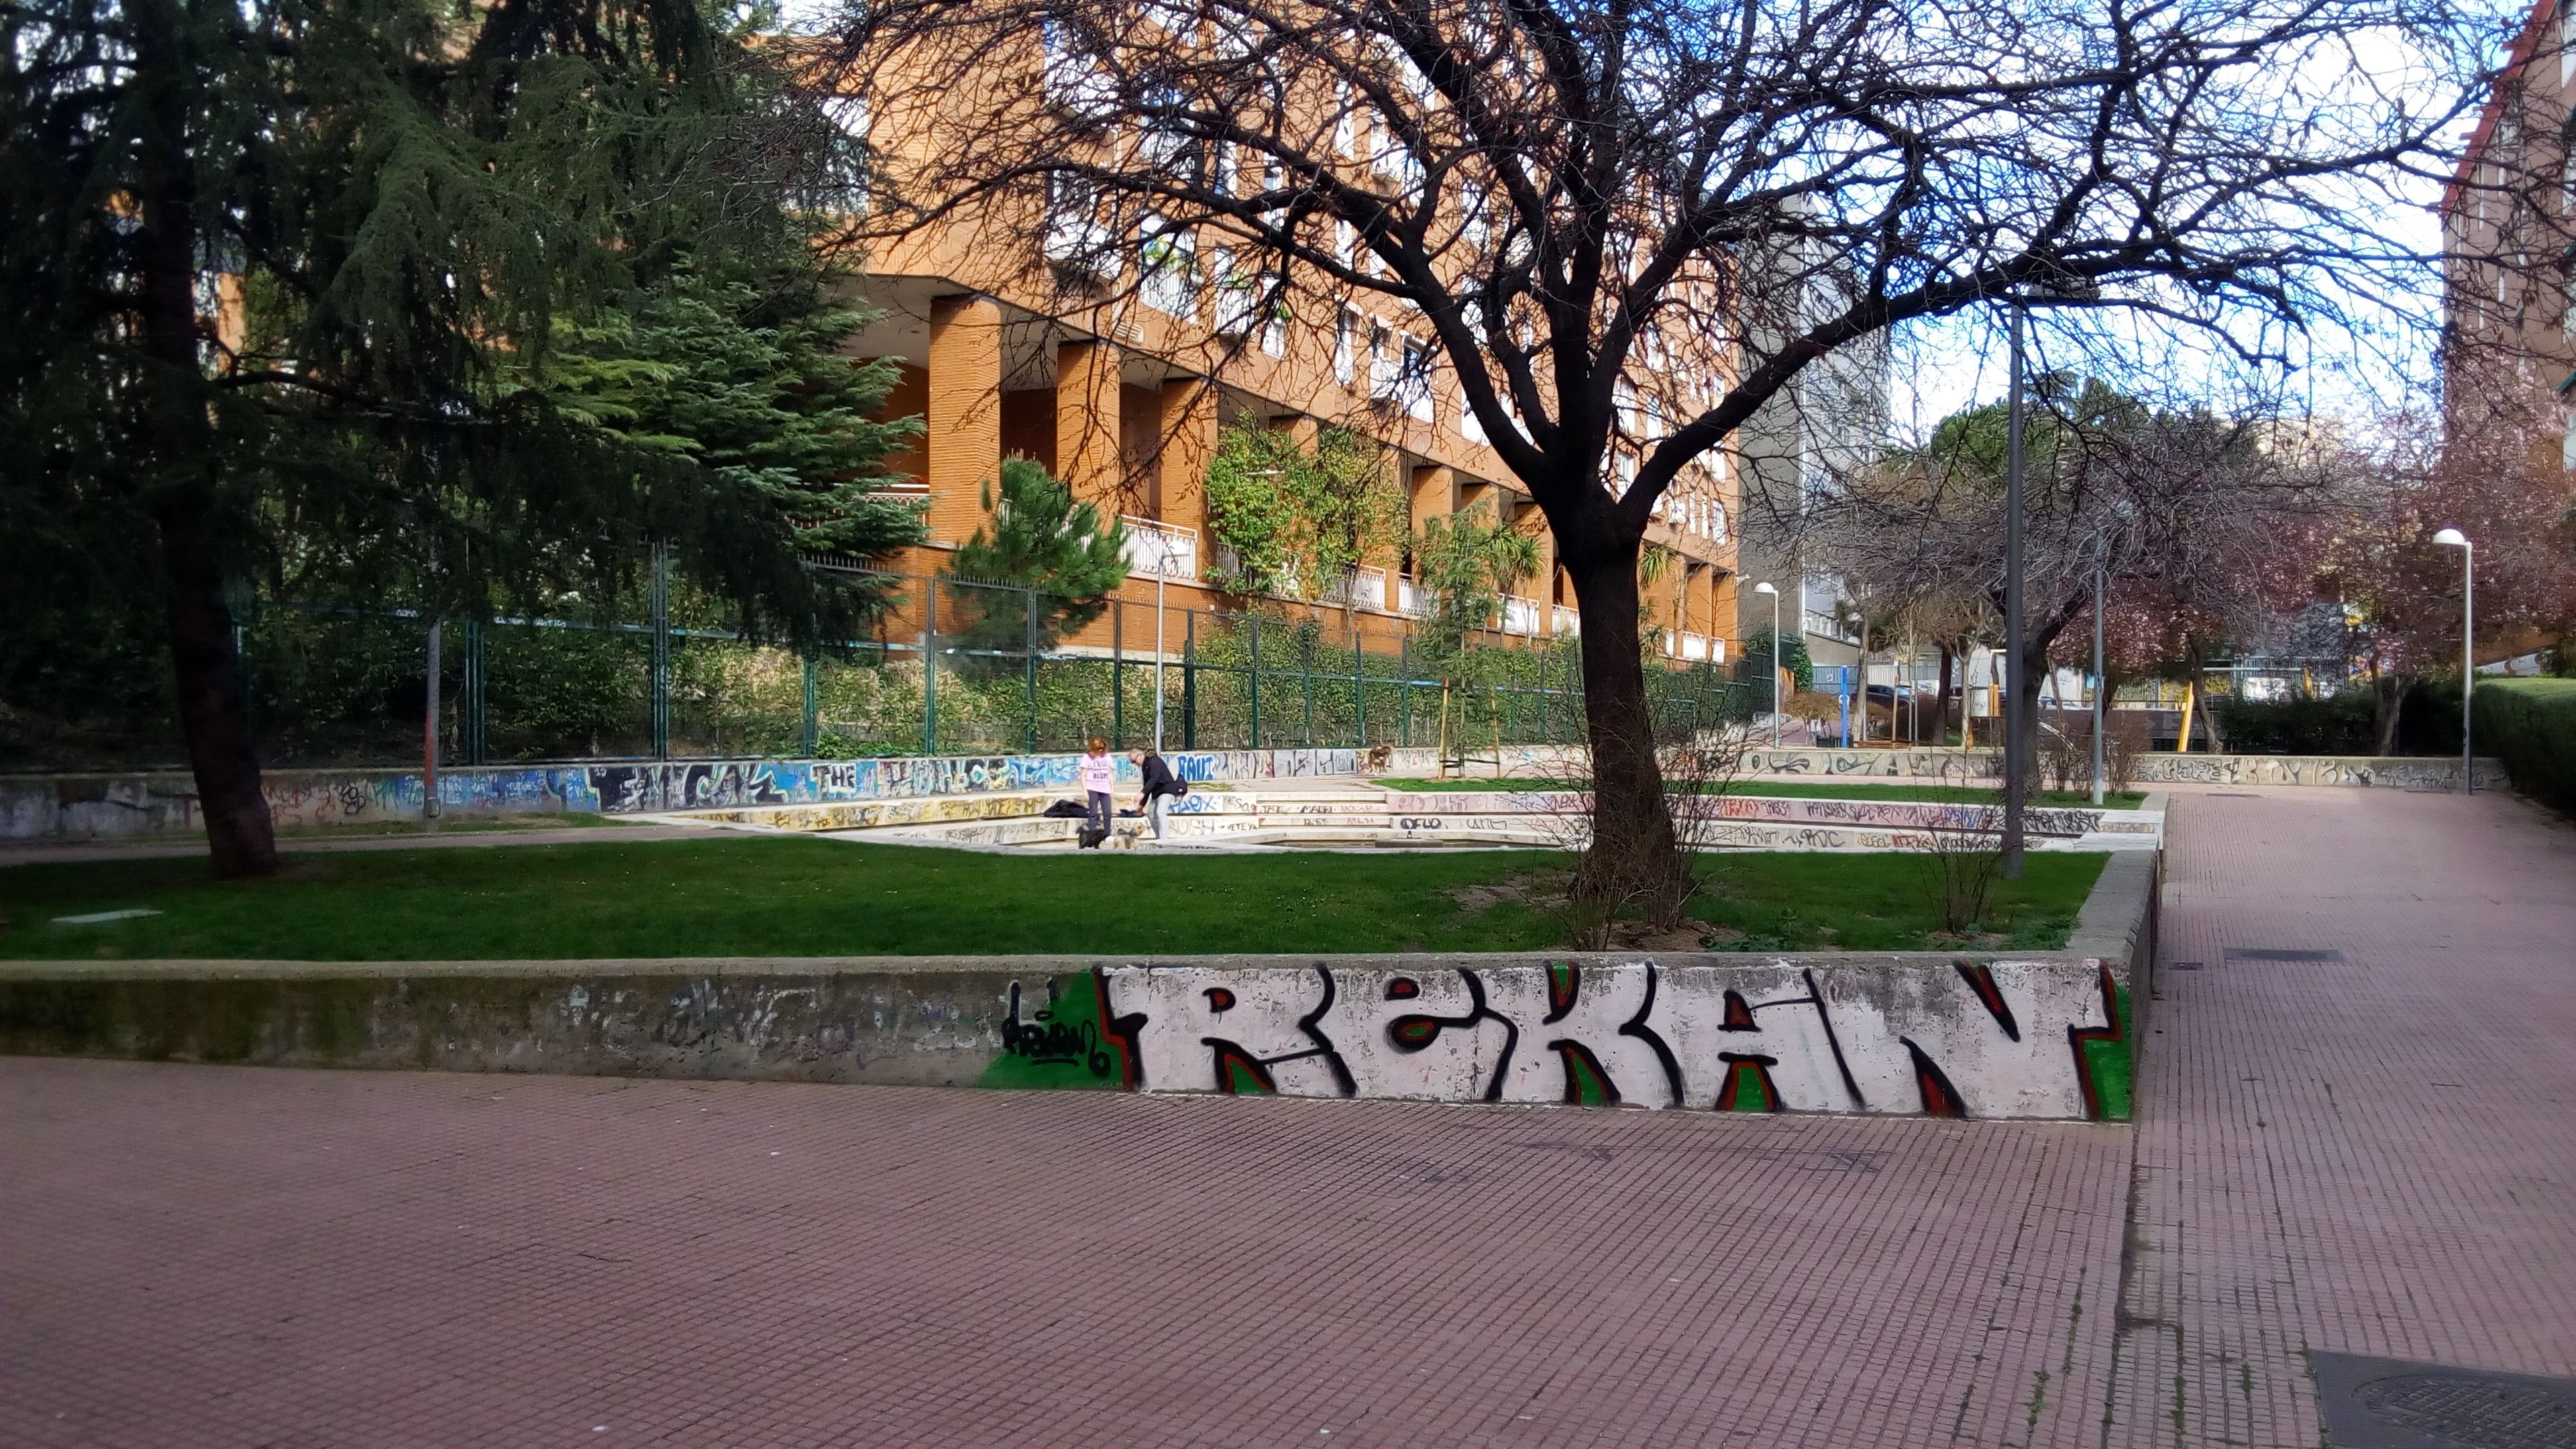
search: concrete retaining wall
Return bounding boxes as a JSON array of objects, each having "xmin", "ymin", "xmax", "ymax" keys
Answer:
[
  {"xmin": 1735, "ymin": 747, "xmax": 2506, "ymax": 790},
  {"xmin": 3, "ymin": 739, "xmax": 2467, "ymax": 841},
  {"xmin": 2, "ymin": 745, "xmax": 1569, "ymax": 842},
  {"xmin": 0, "ymin": 856, "xmax": 2155, "ymax": 1120}
]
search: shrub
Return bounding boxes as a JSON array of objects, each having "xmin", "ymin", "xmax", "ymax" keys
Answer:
[{"xmin": 2475, "ymin": 678, "xmax": 2576, "ymax": 816}]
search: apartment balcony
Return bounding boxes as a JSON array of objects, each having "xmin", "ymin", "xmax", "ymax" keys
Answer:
[
  {"xmin": 1398, "ymin": 576, "xmax": 1428, "ymax": 619},
  {"xmin": 1316, "ymin": 565, "xmax": 1388, "ymax": 611},
  {"xmin": 1120, "ymin": 518, "xmax": 1198, "ymax": 580},
  {"xmin": 1501, "ymin": 596, "xmax": 1542, "ymax": 636},
  {"xmin": 1553, "ymin": 604, "xmax": 1580, "ymax": 635}
]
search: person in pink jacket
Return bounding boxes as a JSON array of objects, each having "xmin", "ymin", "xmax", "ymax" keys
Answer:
[{"xmin": 1078, "ymin": 737, "xmax": 1117, "ymax": 842}]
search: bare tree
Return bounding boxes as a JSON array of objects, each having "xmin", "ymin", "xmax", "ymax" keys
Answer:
[
  {"xmin": 829, "ymin": 0, "xmax": 2494, "ymax": 904},
  {"xmin": 1820, "ymin": 384, "xmax": 2340, "ymax": 775}
]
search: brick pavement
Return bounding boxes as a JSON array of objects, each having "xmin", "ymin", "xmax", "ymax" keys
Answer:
[
  {"xmin": 3, "ymin": 783, "xmax": 2569, "ymax": 1448},
  {"xmin": 2105, "ymin": 784, "xmax": 2576, "ymax": 1448},
  {"xmin": 3, "ymin": 1062, "xmax": 2126, "ymax": 1447}
]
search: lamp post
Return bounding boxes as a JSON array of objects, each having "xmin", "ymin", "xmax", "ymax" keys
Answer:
[
  {"xmin": 2002, "ymin": 305, "xmax": 2029, "ymax": 879},
  {"xmin": 1754, "ymin": 581, "xmax": 1781, "ymax": 747},
  {"xmin": 2090, "ymin": 531, "xmax": 2107, "ymax": 806},
  {"xmin": 2432, "ymin": 528, "xmax": 2473, "ymax": 793},
  {"xmin": 1152, "ymin": 530, "xmax": 1173, "ymax": 752}
]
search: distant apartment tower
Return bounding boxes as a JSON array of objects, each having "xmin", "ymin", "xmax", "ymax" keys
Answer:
[
  {"xmin": 2442, "ymin": 0, "xmax": 2576, "ymax": 471},
  {"xmin": 824, "ymin": 38, "xmax": 1743, "ymax": 665},
  {"xmin": 1731, "ymin": 244, "xmax": 1891, "ymax": 676}
]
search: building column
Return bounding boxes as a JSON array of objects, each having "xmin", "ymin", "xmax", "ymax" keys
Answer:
[
  {"xmin": 1515, "ymin": 499, "xmax": 1553, "ymax": 636},
  {"xmin": 1156, "ymin": 376, "xmax": 1218, "ymax": 561},
  {"xmin": 1057, "ymin": 338, "xmax": 1123, "ymax": 511},
  {"xmin": 928, "ymin": 295, "xmax": 1004, "ymax": 545},
  {"xmin": 1408, "ymin": 464, "xmax": 1458, "ymax": 533}
]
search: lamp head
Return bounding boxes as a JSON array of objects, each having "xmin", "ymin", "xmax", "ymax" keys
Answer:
[
  {"xmin": 1753, "ymin": 581, "xmax": 1778, "ymax": 596},
  {"xmin": 2431, "ymin": 528, "xmax": 2469, "ymax": 548}
]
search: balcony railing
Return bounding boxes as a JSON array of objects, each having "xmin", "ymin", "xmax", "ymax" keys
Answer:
[
  {"xmin": 1119, "ymin": 518, "xmax": 1197, "ymax": 580},
  {"xmin": 1315, "ymin": 564, "xmax": 1387, "ymax": 610},
  {"xmin": 1501, "ymin": 596, "xmax": 1542, "ymax": 635},
  {"xmin": 1398, "ymin": 577, "xmax": 1428, "ymax": 618},
  {"xmin": 1552, "ymin": 604, "xmax": 1580, "ymax": 635}
]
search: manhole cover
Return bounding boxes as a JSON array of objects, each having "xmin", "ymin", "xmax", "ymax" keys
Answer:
[
  {"xmin": 2168, "ymin": 960, "xmax": 2205, "ymax": 971},
  {"xmin": 2311, "ymin": 1352, "xmax": 2576, "ymax": 1448},
  {"xmin": 2226, "ymin": 947, "xmax": 2346, "ymax": 963}
]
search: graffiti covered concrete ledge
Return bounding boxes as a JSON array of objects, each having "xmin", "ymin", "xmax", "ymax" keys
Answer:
[{"xmin": 0, "ymin": 853, "xmax": 2155, "ymax": 1123}]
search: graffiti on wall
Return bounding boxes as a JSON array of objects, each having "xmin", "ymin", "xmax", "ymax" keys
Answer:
[{"xmin": 976, "ymin": 959, "xmax": 2132, "ymax": 1120}]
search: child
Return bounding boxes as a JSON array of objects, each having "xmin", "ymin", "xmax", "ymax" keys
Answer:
[{"xmin": 1078, "ymin": 737, "xmax": 1116, "ymax": 845}]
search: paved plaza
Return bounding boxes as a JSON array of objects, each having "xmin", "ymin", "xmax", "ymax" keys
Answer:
[{"xmin": 3, "ymin": 786, "xmax": 2571, "ymax": 1447}]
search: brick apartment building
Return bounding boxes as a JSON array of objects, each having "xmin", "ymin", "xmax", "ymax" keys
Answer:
[
  {"xmin": 2444, "ymin": 0, "xmax": 2576, "ymax": 468},
  {"xmin": 827, "ymin": 34, "xmax": 1743, "ymax": 669}
]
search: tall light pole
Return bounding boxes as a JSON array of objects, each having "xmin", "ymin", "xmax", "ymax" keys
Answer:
[
  {"xmin": 1152, "ymin": 531, "xmax": 1173, "ymax": 752},
  {"xmin": 2090, "ymin": 532, "xmax": 2106, "ymax": 806},
  {"xmin": 1754, "ymin": 581, "xmax": 1781, "ymax": 747},
  {"xmin": 2002, "ymin": 305, "xmax": 2029, "ymax": 879},
  {"xmin": 2433, "ymin": 528, "xmax": 2473, "ymax": 793}
]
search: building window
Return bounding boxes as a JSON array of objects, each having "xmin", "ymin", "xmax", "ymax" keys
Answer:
[
  {"xmin": 1398, "ymin": 336, "xmax": 1434, "ymax": 421},
  {"xmin": 1334, "ymin": 307, "xmax": 1360, "ymax": 386},
  {"xmin": 1140, "ymin": 217, "xmax": 1197, "ymax": 316}
]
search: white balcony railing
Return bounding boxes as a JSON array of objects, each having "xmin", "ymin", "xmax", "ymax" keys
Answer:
[
  {"xmin": 1501, "ymin": 596, "xmax": 1542, "ymax": 635},
  {"xmin": 1553, "ymin": 604, "xmax": 1580, "ymax": 635},
  {"xmin": 1315, "ymin": 564, "xmax": 1387, "ymax": 610},
  {"xmin": 1679, "ymin": 631, "xmax": 1711, "ymax": 661},
  {"xmin": 1120, "ymin": 518, "xmax": 1198, "ymax": 580},
  {"xmin": 1398, "ymin": 576, "xmax": 1428, "ymax": 619}
]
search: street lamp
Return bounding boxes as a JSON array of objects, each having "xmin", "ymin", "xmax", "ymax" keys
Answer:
[
  {"xmin": 2432, "ymin": 527, "xmax": 2473, "ymax": 793},
  {"xmin": 1754, "ymin": 581, "xmax": 1781, "ymax": 747},
  {"xmin": 1152, "ymin": 530, "xmax": 1173, "ymax": 752},
  {"xmin": 2090, "ymin": 531, "xmax": 2107, "ymax": 806},
  {"xmin": 1998, "ymin": 276, "xmax": 2097, "ymax": 879}
]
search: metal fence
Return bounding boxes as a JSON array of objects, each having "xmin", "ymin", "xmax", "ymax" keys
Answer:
[{"xmin": 7, "ymin": 568, "xmax": 1754, "ymax": 772}]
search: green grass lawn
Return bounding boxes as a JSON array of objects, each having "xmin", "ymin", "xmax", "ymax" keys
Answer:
[
  {"xmin": 0, "ymin": 839, "xmax": 2107, "ymax": 960},
  {"xmin": 1377, "ymin": 777, "xmax": 2148, "ymax": 808}
]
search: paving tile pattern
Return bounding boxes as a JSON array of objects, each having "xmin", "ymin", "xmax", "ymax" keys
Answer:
[
  {"xmin": 3, "ymin": 1060, "xmax": 2125, "ymax": 1448},
  {"xmin": 2107, "ymin": 787, "xmax": 2576, "ymax": 1448}
]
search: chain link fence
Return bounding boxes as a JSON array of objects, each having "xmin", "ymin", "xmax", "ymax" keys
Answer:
[{"xmin": 4, "ymin": 567, "xmax": 1754, "ymax": 771}]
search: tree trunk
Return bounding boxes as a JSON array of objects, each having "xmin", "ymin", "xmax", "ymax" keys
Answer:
[
  {"xmin": 1938, "ymin": 643, "xmax": 1956, "ymax": 743},
  {"xmin": 156, "ymin": 498, "xmax": 278, "ymax": 877},
  {"xmin": 1559, "ymin": 538, "xmax": 1688, "ymax": 909},
  {"xmin": 134, "ymin": 1, "xmax": 278, "ymax": 878},
  {"xmin": 2372, "ymin": 674, "xmax": 2412, "ymax": 755}
]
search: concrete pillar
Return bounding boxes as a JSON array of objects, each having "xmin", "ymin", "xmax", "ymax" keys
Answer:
[
  {"xmin": 1458, "ymin": 477, "xmax": 1497, "ymax": 525},
  {"xmin": 1156, "ymin": 376, "xmax": 1218, "ymax": 547},
  {"xmin": 1057, "ymin": 338, "xmax": 1124, "ymax": 510},
  {"xmin": 927, "ymin": 296, "xmax": 1004, "ymax": 545}
]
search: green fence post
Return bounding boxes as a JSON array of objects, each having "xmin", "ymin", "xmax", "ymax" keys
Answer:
[
  {"xmin": 800, "ymin": 654, "xmax": 819, "ymax": 757},
  {"xmin": 922, "ymin": 577, "xmax": 938, "ymax": 757},
  {"xmin": 649, "ymin": 541, "xmax": 670, "ymax": 760},
  {"xmin": 1399, "ymin": 637, "xmax": 1412, "ymax": 747},
  {"xmin": 1301, "ymin": 634, "xmax": 1316, "ymax": 745},
  {"xmin": 464, "ymin": 615, "xmax": 487, "ymax": 765},
  {"xmin": 1248, "ymin": 614, "xmax": 1262, "ymax": 751},
  {"xmin": 1183, "ymin": 609, "xmax": 1197, "ymax": 749},
  {"xmin": 1353, "ymin": 621, "xmax": 1366, "ymax": 749},
  {"xmin": 1024, "ymin": 586, "xmax": 1040, "ymax": 754},
  {"xmin": 1111, "ymin": 597, "xmax": 1124, "ymax": 749}
]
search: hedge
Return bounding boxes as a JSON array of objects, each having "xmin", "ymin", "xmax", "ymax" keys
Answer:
[{"xmin": 2474, "ymin": 678, "xmax": 2576, "ymax": 815}]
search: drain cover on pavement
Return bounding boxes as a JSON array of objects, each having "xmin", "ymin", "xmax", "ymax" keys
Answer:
[
  {"xmin": 2310, "ymin": 1352, "xmax": 2576, "ymax": 1448},
  {"xmin": 2226, "ymin": 947, "xmax": 2347, "ymax": 963}
]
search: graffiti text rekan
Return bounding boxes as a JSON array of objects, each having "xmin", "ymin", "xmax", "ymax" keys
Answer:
[{"xmin": 1090, "ymin": 960, "xmax": 2129, "ymax": 1120}]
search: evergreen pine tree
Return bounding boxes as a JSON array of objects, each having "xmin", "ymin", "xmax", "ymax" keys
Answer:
[{"xmin": 0, "ymin": 0, "xmax": 914, "ymax": 875}]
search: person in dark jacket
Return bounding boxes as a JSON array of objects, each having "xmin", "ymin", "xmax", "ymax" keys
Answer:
[{"xmin": 1128, "ymin": 748, "xmax": 1185, "ymax": 839}]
